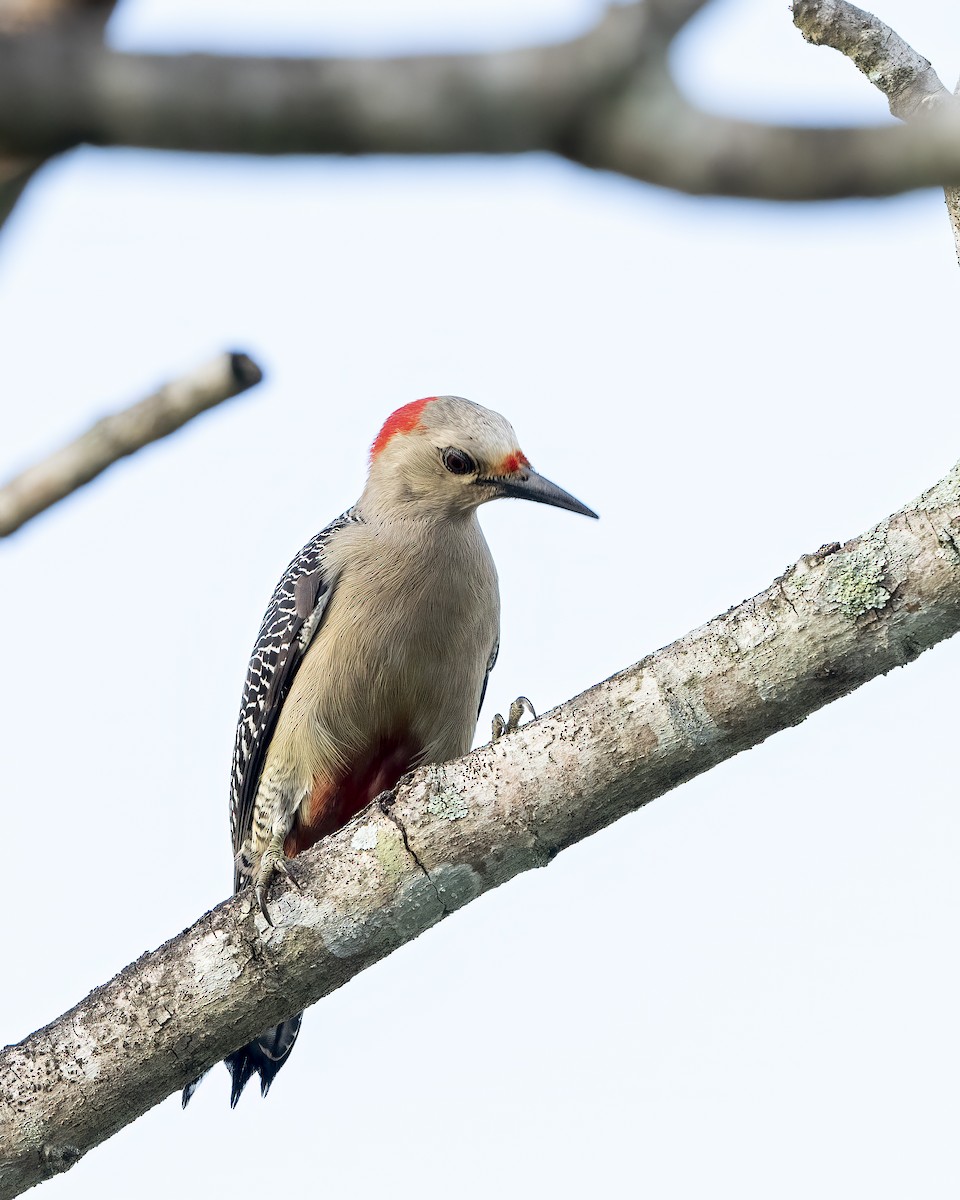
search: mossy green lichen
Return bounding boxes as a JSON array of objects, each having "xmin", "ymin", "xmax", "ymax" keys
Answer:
[
  {"xmin": 824, "ymin": 530, "xmax": 890, "ymax": 618},
  {"xmin": 349, "ymin": 819, "xmax": 409, "ymax": 877},
  {"xmin": 426, "ymin": 788, "xmax": 469, "ymax": 822},
  {"xmin": 374, "ymin": 830, "xmax": 409, "ymax": 877}
]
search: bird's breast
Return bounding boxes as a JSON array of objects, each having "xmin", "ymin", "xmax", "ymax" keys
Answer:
[
  {"xmin": 278, "ymin": 517, "xmax": 499, "ymax": 856},
  {"xmin": 288, "ymin": 515, "xmax": 499, "ymax": 770}
]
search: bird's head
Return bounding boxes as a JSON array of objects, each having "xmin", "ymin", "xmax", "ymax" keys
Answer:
[{"xmin": 362, "ymin": 395, "xmax": 597, "ymax": 522}]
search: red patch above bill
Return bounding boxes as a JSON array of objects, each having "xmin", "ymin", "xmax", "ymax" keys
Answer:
[{"xmin": 498, "ymin": 451, "xmax": 530, "ymax": 475}]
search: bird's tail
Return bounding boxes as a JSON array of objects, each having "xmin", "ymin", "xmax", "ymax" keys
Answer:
[
  {"xmin": 225, "ymin": 1015, "xmax": 303, "ymax": 1107},
  {"xmin": 181, "ymin": 1014, "xmax": 303, "ymax": 1108}
]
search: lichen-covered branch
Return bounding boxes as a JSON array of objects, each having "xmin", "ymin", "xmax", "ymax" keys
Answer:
[
  {"xmin": 2, "ymin": 3, "xmax": 960, "ymax": 201},
  {"xmin": 0, "ymin": 351, "xmax": 263, "ymax": 537},
  {"xmin": 793, "ymin": 0, "xmax": 960, "ymax": 261},
  {"xmin": 4, "ymin": 454, "xmax": 960, "ymax": 1198},
  {"xmin": 792, "ymin": 0, "xmax": 949, "ymax": 119}
]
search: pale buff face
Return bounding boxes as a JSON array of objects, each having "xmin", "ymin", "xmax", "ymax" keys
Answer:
[{"xmin": 364, "ymin": 395, "xmax": 531, "ymax": 519}]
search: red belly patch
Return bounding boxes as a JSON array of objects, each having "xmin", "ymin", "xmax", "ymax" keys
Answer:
[{"xmin": 284, "ymin": 735, "xmax": 420, "ymax": 857}]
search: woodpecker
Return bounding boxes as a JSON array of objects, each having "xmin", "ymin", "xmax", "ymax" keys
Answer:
[{"xmin": 183, "ymin": 395, "xmax": 596, "ymax": 1108}]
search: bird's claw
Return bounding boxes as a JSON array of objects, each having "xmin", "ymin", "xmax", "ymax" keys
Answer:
[
  {"xmin": 250, "ymin": 840, "xmax": 300, "ymax": 926},
  {"xmin": 492, "ymin": 695, "xmax": 536, "ymax": 740}
]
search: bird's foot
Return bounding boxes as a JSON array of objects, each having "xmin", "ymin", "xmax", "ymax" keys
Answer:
[
  {"xmin": 492, "ymin": 695, "xmax": 536, "ymax": 740},
  {"xmin": 238, "ymin": 835, "xmax": 301, "ymax": 926}
]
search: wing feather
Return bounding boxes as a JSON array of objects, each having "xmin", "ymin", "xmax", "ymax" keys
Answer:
[
  {"xmin": 477, "ymin": 640, "xmax": 499, "ymax": 719},
  {"xmin": 229, "ymin": 509, "xmax": 359, "ymax": 890}
]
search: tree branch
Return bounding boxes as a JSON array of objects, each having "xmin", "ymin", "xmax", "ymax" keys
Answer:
[
  {"xmin": 0, "ymin": 351, "xmax": 263, "ymax": 537},
  {"xmin": 569, "ymin": 77, "xmax": 960, "ymax": 199},
  {"xmin": 4, "ymin": 453, "xmax": 960, "ymax": 1197},
  {"xmin": 0, "ymin": 0, "xmax": 118, "ymax": 235},
  {"xmin": 1, "ymin": 3, "xmax": 960, "ymax": 201},
  {"xmin": 0, "ymin": 6, "xmax": 656, "ymax": 156},
  {"xmin": 0, "ymin": 156, "xmax": 38, "ymax": 229},
  {"xmin": 793, "ymin": 0, "xmax": 960, "ymax": 261},
  {"xmin": 793, "ymin": 0, "xmax": 949, "ymax": 119}
]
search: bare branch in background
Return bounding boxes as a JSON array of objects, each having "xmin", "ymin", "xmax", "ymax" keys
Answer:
[
  {"xmin": 0, "ymin": 0, "xmax": 112, "ymax": 34},
  {"xmin": 1, "ymin": 1, "xmax": 960, "ymax": 203},
  {"xmin": 0, "ymin": 351, "xmax": 264, "ymax": 538},
  {"xmin": 793, "ymin": 0, "xmax": 949, "ymax": 118},
  {"xmin": 0, "ymin": 0, "xmax": 118, "ymax": 234},
  {"xmin": 4, "ymin": 451, "xmax": 960, "ymax": 1197},
  {"xmin": 0, "ymin": 163, "xmax": 35, "ymax": 229},
  {"xmin": 793, "ymin": 0, "xmax": 960, "ymax": 261},
  {"xmin": 0, "ymin": 6, "xmax": 660, "ymax": 156}
]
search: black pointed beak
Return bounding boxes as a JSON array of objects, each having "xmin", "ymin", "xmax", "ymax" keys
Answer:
[{"xmin": 491, "ymin": 468, "xmax": 598, "ymax": 519}]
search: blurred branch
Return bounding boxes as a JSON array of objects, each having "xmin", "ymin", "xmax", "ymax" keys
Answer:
[
  {"xmin": 0, "ymin": 5, "xmax": 658, "ymax": 154},
  {"xmin": 0, "ymin": 0, "xmax": 118, "ymax": 235},
  {"xmin": 5, "ymin": 453, "xmax": 960, "ymax": 1196},
  {"xmin": 0, "ymin": 0, "xmax": 113, "ymax": 34},
  {"xmin": 1, "ymin": 2, "xmax": 960, "ymax": 200},
  {"xmin": 793, "ymin": 0, "xmax": 960, "ymax": 261},
  {"xmin": 0, "ymin": 351, "xmax": 263, "ymax": 538},
  {"xmin": 0, "ymin": 160, "xmax": 36, "ymax": 229}
]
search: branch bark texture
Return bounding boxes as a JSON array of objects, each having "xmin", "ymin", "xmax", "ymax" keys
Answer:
[
  {"xmin": 0, "ymin": 351, "xmax": 263, "ymax": 537},
  {"xmin": 2, "ymin": 3, "xmax": 960, "ymax": 201},
  {"xmin": 4, "ymin": 456, "xmax": 960, "ymax": 1197},
  {"xmin": 793, "ymin": 0, "xmax": 960, "ymax": 260}
]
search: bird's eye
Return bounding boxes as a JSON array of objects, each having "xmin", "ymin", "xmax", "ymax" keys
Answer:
[{"xmin": 441, "ymin": 447, "xmax": 476, "ymax": 476}]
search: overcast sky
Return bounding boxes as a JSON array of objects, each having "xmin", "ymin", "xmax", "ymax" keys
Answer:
[{"xmin": 4, "ymin": 2, "xmax": 960, "ymax": 1197}]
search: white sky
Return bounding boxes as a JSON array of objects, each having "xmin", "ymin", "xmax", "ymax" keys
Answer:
[{"xmin": 3, "ymin": 1, "xmax": 960, "ymax": 1197}]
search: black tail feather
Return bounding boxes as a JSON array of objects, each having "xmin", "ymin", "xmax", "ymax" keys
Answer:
[
  {"xmin": 181, "ymin": 1072, "xmax": 205, "ymax": 1108},
  {"xmin": 225, "ymin": 1046, "xmax": 258, "ymax": 1109},
  {"xmin": 224, "ymin": 1014, "xmax": 303, "ymax": 1107},
  {"xmin": 181, "ymin": 1014, "xmax": 303, "ymax": 1108}
]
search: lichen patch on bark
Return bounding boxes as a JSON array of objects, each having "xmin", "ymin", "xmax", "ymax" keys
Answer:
[{"xmin": 822, "ymin": 530, "xmax": 890, "ymax": 618}]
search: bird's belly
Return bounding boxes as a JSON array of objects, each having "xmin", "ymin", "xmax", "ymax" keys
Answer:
[
  {"xmin": 280, "ymin": 607, "xmax": 489, "ymax": 856},
  {"xmin": 284, "ymin": 730, "xmax": 420, "ymax": 856},
  {"xmin": 275, "ymin": 532, "xmax": 497, "ymax": 856}
]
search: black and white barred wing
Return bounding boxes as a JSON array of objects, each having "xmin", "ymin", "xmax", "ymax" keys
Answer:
[{"xmin": 229, "ymin": 509, "xmax": 357, "ymax": 890}]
